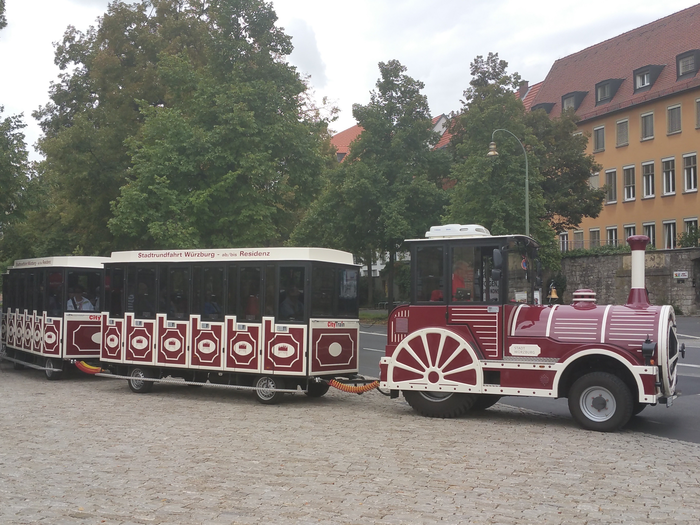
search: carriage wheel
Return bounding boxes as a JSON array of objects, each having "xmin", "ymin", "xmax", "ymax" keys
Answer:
[
  {"xmin": 305, "ymin": 381, "xmax": 330, "ymax": 398},
  {"xmin": 255, "ymin": 375, "xmax": 285, "ymax": 404},
  {"xmin": 403, "ymin": 390, "xmax": 476, "ymax": 418},
  {"xmin": 44, "ymin": 358, "xmax": 63, "ymax": 381},
  {"xmin": 471, "ymin": 394, "xmax": 502, "ymax": 411},
  {"xmin": 128, "ymin": 367, "xmax": 154, "ymax": 394}
]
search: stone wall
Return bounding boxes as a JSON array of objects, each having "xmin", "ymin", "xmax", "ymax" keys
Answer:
[{"xmin": 559, "ymin": 247, "xmax": 700, "ymax": 315}]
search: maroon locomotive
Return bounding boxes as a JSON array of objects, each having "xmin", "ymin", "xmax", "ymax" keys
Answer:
[{"xmin": 380, "ymin": 225, "xmax": 683, "ymax": 431}]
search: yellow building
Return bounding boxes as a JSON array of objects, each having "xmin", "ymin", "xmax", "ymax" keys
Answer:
[{"xmin": 530, "ymin": 4, "xmax": 700, "ymax": 250}]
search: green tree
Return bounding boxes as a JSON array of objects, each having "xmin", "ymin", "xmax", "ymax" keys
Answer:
[
  {"xmin": 31, "ymin": 0, "xmax": 328, "ymax": 254},
  {"xmin": 447, "ymin": 53, "xmax": 603, "ymax": 269},
  {"xmin": 0, "ymin": 0, "xmax": 6, "ymax": 31},
  {"xmin": 292, "ymin": 60, "xmax": 450, "ymax": 305}
]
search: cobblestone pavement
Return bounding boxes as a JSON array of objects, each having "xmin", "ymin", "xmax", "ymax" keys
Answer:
[{"xmin": 2, "ymin": 363, "xmax": 700, "ymax": 524}]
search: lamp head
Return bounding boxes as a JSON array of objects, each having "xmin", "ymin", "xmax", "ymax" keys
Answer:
[{"xmin": 487, "ymin": 141, "xmax": 499, "ymax": 157}]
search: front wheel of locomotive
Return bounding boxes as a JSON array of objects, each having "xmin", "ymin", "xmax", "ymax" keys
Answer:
[
  {"xmin": 128, "ymin": 366, "xmax": 154, "ymax": 394},
  {"xmin": 568, "ymin": 372, "xmax": 633, "ymax": 432},
  {"xmin": 255, "ymin": 375, "xmax": 285, "ymax": 405},
  {"xmin": 403, "ymin": 390, "xmax": 476, "ymax": 418},
  {"xmin": 44, "ymin": 358, "xmax": 63, "ymax": 380},
  {"xmin": 471, "ymin": 394, "xmax": 502, "ymax": 411},
  {"xmin": 305, "ymin": 380, "xmax": 330, "ymax": 398}
]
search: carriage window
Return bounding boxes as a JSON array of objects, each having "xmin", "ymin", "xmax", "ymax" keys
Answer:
[
  {"xmin": 506, "ymin": 240, "xmax": 536, "ymax": 304},
  {"xmin": 27, "ymin": 272, "xmax": 35, "ymax": 312},
  {"xmin": 202, "ymin": 266, "xmax": 224, "ymax": 321},
  {"xmin": 47, "ymin": 271, "xmax": 64, "ymax": 316},
  {"xmin": 338, "ymin": 268, "xmax": 359, "ymax": 318},
  {"xmin": 35, "ymin": 270, "xmax": 46, "ymax": 313},
  {"xmin": 416, "ymin": 246, "xmax": 444, "ymax": 302},
  {"xmin": 168, "ymin": 267, "xmax": 190, "ymax": 320},
  {"xmin": 226, "ymin": 265, "xmax": 238, "ymax": 317},
  {"xmin": 108, "ymin": 268, "xmax": 125, "ymax": 317},
  {"xmin": 279, "ymin": 266, "xmax": 305, "ymax": 322},
  {"xmin": 67, "ymin": 270, "xmax": 101, "ymax": 311},
  {"xmin": 239, "ymin": 267, "xmax": 261, "ymax": 321},
  {"xmin": 264, "ymin": 265, "xmax": 276, "ymax": 317},
  {"xmin": 17, "ymin": 273, "xmax": 27, "ymax": 311},
  {"xmin": 451, "ymin": 247, "xmax": 476, "ymax": 302},
  {"xmin": 311, "ymin": 266, "xmax": 334, "ymax": 317},
  {"xmin": 127, "ymin": 267, "xmax": 156, "ymax": 319}
]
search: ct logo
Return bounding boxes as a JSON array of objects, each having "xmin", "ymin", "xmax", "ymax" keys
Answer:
[
  {"xmin": 234, "ymin": 341, "xmax": 253, "ymax": 356},
  {"xmin": 45, "ymin": 332, "xmax": 57, "ymax": 345},
  {"xmin": 107, "ymin": 334, "xmax": 119, "ymax": 348},
  {"xmin": 132, "ymin": 336, "xmax": 149, "ymax": 350}
]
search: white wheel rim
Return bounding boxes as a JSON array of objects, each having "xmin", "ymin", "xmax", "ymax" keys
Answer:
[
  {"xmin": 131, "ymin": 369, "xmax": 145, "ymax": 389},
  {"xmin": 256, "ymin": 377, "xmax": 276, "ymax": 401},
  {"xmin": 580, "ymin": 386, "xmax": 616, "ymax": 422}
]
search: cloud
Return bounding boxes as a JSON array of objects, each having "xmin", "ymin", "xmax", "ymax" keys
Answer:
[{"xmin": 285, "ymin": 18, "xmax": 328, "ymax": 88}]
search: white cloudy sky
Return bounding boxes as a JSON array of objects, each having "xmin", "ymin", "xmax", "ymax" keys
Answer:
[{"xmin": 1, "ymin": 0, "xmax": 698, "ymax": 160}]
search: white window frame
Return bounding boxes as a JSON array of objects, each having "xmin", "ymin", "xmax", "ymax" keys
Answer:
[
  {"xmin": 641, "ymin": 112, "xmax": 654, "ymax": 141},
  {"xmin": 683, "ymin": 153, "xmax": 697, "ymax": 192},
  {"xmin": 597, "ymin": 83, "xmax": 611, "ymax": 103},
  {"xmin": 667, "ymin": 104, "xmax": 682, "ymax": 135},
  {"xmin": 559, "ymin": 232, "xmax": 569, "ymax": 252},
  {"xmin": 696, "ymin": 98, "xmax": 700, "ymax": 129},
  {"xmin": 642, "ymin": 161, "xmax": 655, "ymax": 198},
  {"xmin": 643, "ymin": 222, "xmax": 656, "ymax": 248},
  {"xmin": 663, "ymin": 220, "xmax": 677, "ymax": 249},
  {"xmin": 589, "ymin": 171, "xmax": 600, "ymax": 189},
  {"xmin": 589, "ymin": 228, "xmax": 601, "ymax": 248},
  {"xmin": 616, "ymin": 119, "xmax": 629, "ymax": 147},
  {"xmin": 623, "ymin": 224, "xmax": 636, "ymax": 244},
  {"xmin": 563, "ymin": 95, "xmax": 575, "ymax": 111},
  {"xmin": 684, "ymin": 217, "xmax": 699, "ymax": 233},
  {"xmin": 623, "ymin": 165, "xmax": 635, "ymax": 201},
  {"xmin": 606, "ymin": 226, "xmax": 618, "ymax": 247},
  {"xmin": 573, "ymin": 230, "xmax": 584, "ymax": 249},
  {"xmin": 636, "ymin": 71, "xmax": 651, "ymax": 89},
  {"xmin": 593, "ymin": 126, "xmax": 605, "ymax": 152},
  {"xmin": 662, "ymin": 157, "xmax": 676, "ymax": 196},
  {"xmin": 605, "ymin": 169, "xmax": 617, "ymax": 203},
  {"xmin": 679, "ymin": 55, "xmax": 696, "ymax": 76}
]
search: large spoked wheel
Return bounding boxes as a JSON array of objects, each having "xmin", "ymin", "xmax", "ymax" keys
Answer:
[
  {"xmin": 305, "ymin": 381, "xmax": 330, "ymax": 398},
  {"xmin": 403, "ymin": 390, "xmax": 476, "ymax": 418},
  {"xmin": 568, "ymin": 372, "xmax": 633, "ymax": 432},
  {"xmin": 255, "ymin": 375, "xmax": 285, "ymax": 405},
  {"xmin": 128, "ymin": 367, "xmax": 154, "ymax": 394},
  {"xmin": 44, "ymin": 358, "xmax": 63, "ymax": 381},
  {"xmin": 471, "ymin": 394, "xmax": 501, "ymax": 411}
]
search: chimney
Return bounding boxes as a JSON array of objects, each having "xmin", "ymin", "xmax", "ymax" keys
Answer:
[
  {"xmin": 519, "ymin": 81, "xmax": 529, "ymax": 99},
  {"xmin": 626, "ymin": 235, "xmax": 650, "ymax": 307}
]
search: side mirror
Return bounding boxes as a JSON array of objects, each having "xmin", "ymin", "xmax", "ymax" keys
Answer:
[{"xmin": 491, "ymin": 249, "xmax": 503, "ymax": 281}]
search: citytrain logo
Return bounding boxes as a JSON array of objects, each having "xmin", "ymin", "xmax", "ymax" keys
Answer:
[{"xmin": 327, "ymin": 321, "xmax": 346, "ymax": 328}]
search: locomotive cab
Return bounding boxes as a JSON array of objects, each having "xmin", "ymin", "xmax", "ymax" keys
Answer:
[{"xmin": 380, "ymin": 225, "xmax": 681, "ymax": 431}]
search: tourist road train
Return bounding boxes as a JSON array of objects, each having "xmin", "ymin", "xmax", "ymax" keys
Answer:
[{"xmin": 1, "ymin": 225, "xmax": 684, "ymax": 431}]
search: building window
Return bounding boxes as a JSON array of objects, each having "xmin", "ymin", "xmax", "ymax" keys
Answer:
[
  {"xmin": 590, "ymin": 229, "xmax": 600, "ymax": 248},
  {"xmin": 589, "ymin": 172, "xmax": 600, "ymax": 189},
  {"xmin": 667, "ymin": 105, "xmax": 682, "ymax": 134},
  {"xmin": 664, "ymin": 221, "xmax": 677, "ymax": 249},
  {"xmin": 593, "ymin": 126, "xmax": 605, "ymax": 152},
  {"xmin": 623, "ymin": 166, "xmax": 635, "ymax": 201},
  {"xmin": 696, "ymin": 98, "xmax": 700, "ymax": 129},
  {"xmin": 662, "ymin": 158, "xmax": 676, "ymax": 195},
  {"xmin": 616, "ymin": 119, "xmax": 629, "ymax": 146},
  {"xmin": 684, "ymin": 154, "xmax": 698, "ymax": 192},
  {"xmin": 685, "ymin": 218, "xmax": 699, "ymax": 233},
  {"xmin": 606, "ymin": 227, "xmax": 618, "ymax": 247},
  {"xmin": 641, "ymin": 113, "xmax": 654, "ymax": 140},
  {"xmin": 596, "ymin": 83, "xmax": 611, "ymax": 103},
  {"xmin": 605, "ymin": 169, "xmax": 617, "ymax": 203},
  {"xmin": 678, "ymin": 53, "xmax": 697, "ymax": 77},
  {"xmin": 636, "ymin": 71, "xmax": 651, "ymax": 89},
  {"xmin": 642, "ymin": 162, "xmax": 655, "ymax": 198},
  {"xmin": 559, "ymin": 232, "xmax": 569, "ymax": 252},
  {"xmin": 563, "ymin": 95, "xmax": 575, "ymax": 111},
  {"xmin": 573, "ymin": 230, "xmax": 584, "ymax": 249},
  {"xmin": 624, "ymin": 225, "xmax": 636, "ymax": 243},
  {"xmin": 643, "ymin": 223, "xmax": 656, "ymax": 247}
]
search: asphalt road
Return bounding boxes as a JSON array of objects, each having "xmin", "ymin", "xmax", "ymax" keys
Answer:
[{"xmin": 358, "ymin": 316, "xmax": 700, "ymax": 443}]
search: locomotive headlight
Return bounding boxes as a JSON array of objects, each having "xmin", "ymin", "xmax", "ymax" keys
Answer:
[{"xmin": 642, "ymin": 338, "xmax": 657, "ymax": 366}]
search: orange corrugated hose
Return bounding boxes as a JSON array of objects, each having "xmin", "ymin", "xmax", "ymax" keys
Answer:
[{"xmin": 328, "ymin": 379, "xmax": 379, "ymax": 394}]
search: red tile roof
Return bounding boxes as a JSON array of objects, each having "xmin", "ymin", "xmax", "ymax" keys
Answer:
[
  {"xmin": 518, "ymin": 81, "xmax": 542, "ymax": 111},
  {"xmin": 330, "ymin": 124, "xmax": 363, "ymax": 159},
  {"xmin": 531, "ymin": 4, "xmax": 700, "ymax": 121}
]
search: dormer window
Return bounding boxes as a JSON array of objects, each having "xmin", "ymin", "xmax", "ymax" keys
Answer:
[
  {"xmin": 561, "ymin": 91, "xmax": 587, "ymax": 112},
  {"xmin": 633, "ymin": 65, "xmax": 664, "ymax": 93},
  {"xmin": 677, "ymin": 50, "xmax": 700, "ymax": 79},
  {"xmin": 594, "ymin": 79, "xmax": 623, "ymax": 106}
]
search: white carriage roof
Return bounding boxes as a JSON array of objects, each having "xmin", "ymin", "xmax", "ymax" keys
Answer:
[
  {"xmin": 109, "ymin": 247, "xmax": 357, "ymax": 265},
  {"xmin": 11, "ymin": 256, "xmax": 109, "ymax": 270}
]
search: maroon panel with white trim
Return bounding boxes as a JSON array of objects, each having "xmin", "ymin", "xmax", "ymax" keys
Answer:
[
  {"xmin": 190, "ymin": 317, "xmax": 223, "ymax": 369},
  {"xmin": 225, "ymin": 318, "xmax": 260, "ymax": 371},
  {"xmin": 64, "ymin": 314, "xmax": 102, "ymax": 358},
  {"xmin": 43, "ymin": 317, "xmax": 61, "ymax": 356},
  {"xmin": 157, "ymin": 315, "xmax": 188, "ymax": 367},
  {"xmin": 262, "ymin": 318, "xmax": 305, "ymax": 375},
  {"xmin": 101, "ymin": 316, "xmax": 123, "ymax": 361},
  {"xmin": 309, "ymin": 319, "xmax": 359, "ymax": 374},
  {"xmin": 125, "ymin": 314, "xmax": 155, "ymax": 363},
  {"xmin": 32, "ymin": 315, "xmax": 44, "ymax": 353}
]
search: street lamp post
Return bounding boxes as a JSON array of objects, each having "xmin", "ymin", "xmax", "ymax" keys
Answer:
[{"xmin": 487, "ymin": 129, "xmax": 529, "ymax": 237}]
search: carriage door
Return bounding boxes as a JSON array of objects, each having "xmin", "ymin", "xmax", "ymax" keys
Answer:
[
  {"xmin": 262, "ymin": 265, "xmax": 306, "ymax": 376},
  {"xmin": 226, "ymin": 265, "xmax": 262, "ymax": 372},
  {"xmin": 189, "ymin": 265, "xmax": 225, "ymax": 369},
  {"xmin": 102, "ymin": 267, "xmax": 125, "ymax": 362},
  {"xmin": 124, "ymin": 266, "xmax": 157, "ymax": 364},
  {"xmin": 447, "ymin": 245, "xmax": 502, "ymax": 359}
]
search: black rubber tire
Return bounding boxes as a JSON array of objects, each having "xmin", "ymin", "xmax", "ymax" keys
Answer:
[
  {"xmin": 568, "ymin": 372, "xmax": 633, "ymax": 432},
  {"xmin": 255, "ymin": 375, "xmax": 285, "ymax": 405},
  {"xmin": 403, "ymin": 390, "xmax": 476, "ymax": 418},
  {"xmin": 471, "ymin": 394, "xmax": 502, "ymax": 411},
  {"xmin": 305, "ymin": 381, "xmax": 330, "ymax": 398},
  {"xmin": 128, "ymin": 367, "xmax": 154, "ymax": 394},
  {"xmin": 44, "ymin": 358, "xmax": 63, "ymax": 381}
]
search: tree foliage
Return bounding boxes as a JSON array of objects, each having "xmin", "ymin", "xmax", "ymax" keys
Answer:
[
  {"xmin": 0, "ymin": 0, "xmax": 6, "ymax": 31},
  {"xmin": 22, "ymin": 0, "xmax": 329, "ymax": 254}
]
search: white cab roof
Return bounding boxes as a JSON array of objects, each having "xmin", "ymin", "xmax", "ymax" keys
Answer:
[
  {"xmin": 109, "ymin": 247, "xmax": 356, "ymax": 265},
  {"xmin": 11, "ymin": 256, "xmax": 109, "ymax": 270}
]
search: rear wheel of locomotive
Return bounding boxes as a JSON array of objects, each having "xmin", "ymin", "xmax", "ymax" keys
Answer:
[
  {"xmin": 44, "ymin": 358, "xmax": 63, "ymax": 380},
  {"xmin": 471, "ymin": 394, "xmax": 501, "ymax": 411},
  {"xmin": 128, "ymin": 366, "xmax": 154, "ymax": 394},
  {"xmin": 403, "ymin": 390, "xmax": 476, "ymax": 418},
  {"xmin": 255, "ymin": 375, "xmax": 285, "ymax": 405},
  {"xmin": 568, "ymin": 372, "xmax": 633, "ymax": 432}
]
